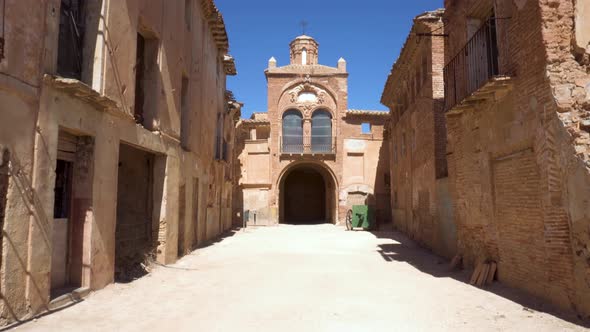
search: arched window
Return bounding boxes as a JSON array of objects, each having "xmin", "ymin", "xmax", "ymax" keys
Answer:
[
  {"xmin": 311, "ymin": 110, "xmax": 332, "ymax": 153},
  {"xmin": 301, "ymin": 48, "xmax": 307, "ymax": 65},
  {"xmin": 282, "ymin": 109, "xmax": 303, "ymax": 153}
]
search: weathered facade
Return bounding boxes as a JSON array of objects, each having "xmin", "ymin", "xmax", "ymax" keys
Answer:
[
  {"xmin": 441, "ymin": 0, "xmax": 590, "ymax": 317},
  {"xmin": 381, "ymin": 10, "xmax": 456, "ymax": 258},
  {"xmin": 234, "ymin": 36, "xmax": 390, "ymax": 227},
  {"xmin": 0, "ymin": 0, "xmax": 239, "ymax": 325}
]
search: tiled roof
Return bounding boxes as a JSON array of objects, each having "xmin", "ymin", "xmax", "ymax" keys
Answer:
[
  {"xmin": 201, "ymin": 0, "xmax": 229, "ymax": 53},
  {"xmin": 346, "ymin": 109, "xmax": 390, "ymax": 116},
  {"xmin": 202, "ymin": 1, "xmax": 236, "ymax": 76},
  {"xmin": 241, "ymin": 119, "xmax": 270, "ymax": 125},
  {"xmin": 223, "ymin": 55, "xmax": 236, "ymax": 76}
]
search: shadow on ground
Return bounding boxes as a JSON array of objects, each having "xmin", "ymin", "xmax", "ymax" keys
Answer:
[{"xmin": 370, "ymin": 230, "xmax": 590, "ymax": 328}]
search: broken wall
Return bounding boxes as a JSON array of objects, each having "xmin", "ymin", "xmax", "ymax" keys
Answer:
[{"xmin": 443, "ymin": 0, "xmax": 590, "ymax": 316}]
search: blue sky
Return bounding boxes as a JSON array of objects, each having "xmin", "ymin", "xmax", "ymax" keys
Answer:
[{"xmin": 216, "ymin": 1, "xmax": 443, "ymax": 119}]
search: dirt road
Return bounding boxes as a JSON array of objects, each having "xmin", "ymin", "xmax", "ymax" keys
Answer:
[{"xmin": 15, "ymin": 225, "xmax": 587, "ymax": 331}]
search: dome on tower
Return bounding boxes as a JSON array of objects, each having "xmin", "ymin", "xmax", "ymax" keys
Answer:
[
  {"xmin": 294, "ymin": 34, "xmax": 315, "ymax": 41},
  {"xmin": 290, "ymin": 35, "xmax": 319, "ymax": 65}
]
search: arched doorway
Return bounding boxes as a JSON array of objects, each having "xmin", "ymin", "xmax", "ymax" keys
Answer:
[{"xmin": 279, "ymin": 163, "xmax": 337, "ymax": 225}]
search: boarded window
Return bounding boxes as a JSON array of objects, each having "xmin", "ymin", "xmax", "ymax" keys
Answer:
[{"xmin": 493, "ymin": 151, "xmax": 544, "ymax": 294}]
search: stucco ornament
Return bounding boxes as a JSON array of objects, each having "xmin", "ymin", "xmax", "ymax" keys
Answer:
[{"xmin": 287, "ymin": 82, "xmax": 328, "ymax": 117}]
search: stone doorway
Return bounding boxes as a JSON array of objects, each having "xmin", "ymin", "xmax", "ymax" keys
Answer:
[
  {"xmin": 279, "ymin": 164, "xmax": 336, "ymax": 225},
  {"xmin": 114, "ymin": 143, "xmax": 165, "ymax": 282},
  {"xmin": 51, "ymin": 131, "xmax": 94, "ymax": 299}
]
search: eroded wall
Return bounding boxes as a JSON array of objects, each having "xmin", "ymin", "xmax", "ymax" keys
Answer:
[
  {"xmin": 443, "ymin": 0, "xmax": 590, "ymax": 316},
  {"xmin": 0, "ymin": 0, "xmax": 238, "ymax": 325}
]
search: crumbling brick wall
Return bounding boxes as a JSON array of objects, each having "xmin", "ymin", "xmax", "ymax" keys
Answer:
[
  {"xmin": 444, "ymin": 0, "xmax": 590, "ymax": 316},
  {"xmin": 537, "ymin": 0, "xmax": 590, "ymax": 316}
]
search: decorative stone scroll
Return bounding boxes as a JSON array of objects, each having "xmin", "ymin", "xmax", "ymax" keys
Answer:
[{"xmin": 286, "ymin": 82, "xmax": 328, "ymax": 117}]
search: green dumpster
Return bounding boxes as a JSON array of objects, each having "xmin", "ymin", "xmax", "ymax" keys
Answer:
[{"xmin": 346, "ymin": 205, "xmax": 375, "ymax": 230}]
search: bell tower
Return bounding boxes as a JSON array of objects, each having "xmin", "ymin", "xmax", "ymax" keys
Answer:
[{"xmin": 290, "ymin": 35, "xmax": 319, "ymax": 65}]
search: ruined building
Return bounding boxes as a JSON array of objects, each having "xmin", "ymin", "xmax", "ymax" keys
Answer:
[
  {"xmin": 381, "ymin": 9, "xmax": 456, "ymax": 258},
  {"xmin": 383, "ymin": 0, "xmax": 590, "ymax": 317},
  {"xmin": 234, "ymin": 35, "xmax": 390, "ymax": 226},
  {"xmin": 0, "ymin": 0, "xmax": 239, "ymax": 324}
]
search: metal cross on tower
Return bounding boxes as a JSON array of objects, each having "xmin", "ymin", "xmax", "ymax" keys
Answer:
[{"xmin": 300, "ymin": 20, "xmax": 308, "ymax": 35}]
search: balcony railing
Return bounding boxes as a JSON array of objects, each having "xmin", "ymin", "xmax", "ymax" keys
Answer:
[
  {"xmin": 444, "ymin": 18, "xmax": 504, "ymax": 112},
  {"xmin": 280, "ymin": 135, "xmax": 336, "ymax": 154}
]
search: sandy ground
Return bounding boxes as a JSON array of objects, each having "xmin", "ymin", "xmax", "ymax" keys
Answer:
[{"xmin": 13, "ymin": 225, "xmax": 589, "ymax": 332}]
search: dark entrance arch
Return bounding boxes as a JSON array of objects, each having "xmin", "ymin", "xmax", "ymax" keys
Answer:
[{"xmin": 279, "ymin": 163, "xmax": 336, "ymax": 225}]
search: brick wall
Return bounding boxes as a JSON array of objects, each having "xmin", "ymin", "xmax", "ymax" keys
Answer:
[
  {"xmin": 444, "ymin": 0, "xmax": 590, "ymax": 316},
  {"xmin": 382, "ymin": 10, "xmax": 455, "ymax": 256}
]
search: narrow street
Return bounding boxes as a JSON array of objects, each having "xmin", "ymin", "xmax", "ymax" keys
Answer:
[{"xmin": 16, "ymin": 225, "xmax": 586, "ymax": 331}]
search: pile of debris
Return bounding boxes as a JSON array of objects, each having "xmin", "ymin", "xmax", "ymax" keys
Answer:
[{"xmin": 115, "ymin": 251, "xmax": 155, "ymax": 283}]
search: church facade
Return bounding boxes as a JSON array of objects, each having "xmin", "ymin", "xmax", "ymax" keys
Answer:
[{"xmin": 234, "ymin": 35, "xmax": 391, "ymax": 226}]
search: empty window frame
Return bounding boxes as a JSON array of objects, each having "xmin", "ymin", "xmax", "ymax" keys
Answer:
[
  {"xmin": 134, "ymin": 32, "xmax": 158, "ymax": 125},
  {"xmin": 214, "ymin": 113, "xmax": 224, "ymax": 160},
  {"xmin": 57, "ymin": 0, "xmax": 86, "ymax": 79},
  {"xmin": 361, "ymin": 123, "xmax": 371, "ymax": 134},
  {"xmin": 0, "ymin": 0, "xmax": 6, "ymax": 61},
  {"xmin": 184, "ymin": 0, "xmax": 191, "ymax": 30},
  {"xmin": 401, "ymin": 132, "xmax": 406, "ymax": 155},
  {"xmin": 180, "ymin": 76, "xmax": 190, "ymax": 150}
]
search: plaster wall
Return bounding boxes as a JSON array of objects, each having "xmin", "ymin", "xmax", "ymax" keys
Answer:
[{"xmin": 0, "ymin": 0, "xmax": 238, "ymax": 324}]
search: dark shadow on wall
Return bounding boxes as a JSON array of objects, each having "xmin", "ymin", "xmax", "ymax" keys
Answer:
[
  {"xmin": 231, "ymin": 126, "xmax": 246, "ymax": 228},
  {"xmin": 373, "ymin": 126, "xmax": 391, "ymax": 231},
  {"xmin": 370, "ymin": 230, "xmax": 590, "ymax": 327}
]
